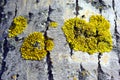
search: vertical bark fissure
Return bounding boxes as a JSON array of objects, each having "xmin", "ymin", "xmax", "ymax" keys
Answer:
[
  {"xmin": 46, "ymin": 51, "xmax": 54, "ymax": 80},
  {"xmin": 78, "ymin": 64, "xmax": 87, "ymax": 80},
  {"xmin": 69, "ymin": 43, "xmax": 73, "ymax": 56},
  {"xmin": 70, "ymin": 0, "xmax": 79, "ymax": 56},
  {"xmin": 97, "ymin": 0, "xmax": 105, "ymax": 79},
  {"xmin": 76, "ymin": 1, "xmax": 87, "ymax": 80},
  {"xmin": 0, "ymin": 0, "xmax": 7, "ymax": 22},
  {"xmin": 44, "ymin": 6, "xmax": 54, "ymax": 80},
  {"xmin": 0, "ymin": 0, "xmax": 8, "ymax": 79},
  {"xmin": 14, "ymin": 3, "xmax": 17, "ymax": 18},
  {"xmin": 112, "ymin": 0, "xmax": 120, "ymax": 74},
  {"xmin": 36, "ymin": 0, "xmax": 40, "ymax": 3},
  {"xmin": 75, "ymin": 0, "xmax": 79, "ymax": 16},
  {"xmin": 98, "ymin": 0, "xmax": 103, "ymax": 14},
  {"xmin": 0, "ymin": 37, "xmax": 9, "ymax": 79},
  {"xmin": 97, "ymin": 53, "xmax": 105, "ymax": 80}
]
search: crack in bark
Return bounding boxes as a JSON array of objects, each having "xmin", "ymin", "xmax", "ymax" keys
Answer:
[
  {"xmin": 46, "ymin": 52, "xmax": 54, "ymax": 80},
  {"xmin": 98, "ymin": 0, "xmax": 103, "ymax": 13},
  {"xmin": 15, "ymin": 3, "xmax": 17, "ymax": 17},
  {"xmin": 97, "ymin": 1, "xmax": 106, "ymax": 78},
  {"xmin": 13, "ymin": 3, "xmax": 17, "ymax": 19},
  {"xmin": 97, "ymin": 53, "xmax": 105, "ymax": 80},
  {"xmin": 114, "ymin": 19, "xmax": 119, "ymax": 54},
  {"xmin": 0, "ymin": 6, "xmax": 4, "ymax": 23},
  {"xmin": 0, "ymin": 37, "xmax": 9, "ymax": 79},
  {"xmin": 69, "ymin": 0, "xmax": 79, "ymax": 56},
  {"xmin": 75, "ymin": 0, "xmax": 79, "ymax": 16},
  {"xmin": 14, "ymin": 3, "xmax": 17, "ymax": 18},
  {"xmin": 97, "ymin": 53, "xmax": 110, "ymax": 80},
  {"xmin": 98, "ymin": 53, "xmax": 102, "ymax": 72},
  {"xmin": 36, "ymin": 0, "xmax": 40, "ymax": 3},
  {"xmin": 78, "ymin": 64, "xmax": 87, "ymax": 80},
  {"xmin": 68, "ymin": 43, "xmax": 73, "ymax": 56},
  {"xmin": 70, "ymin": 47, "xmax": 73, "ymax": 56},
  {"xmin": 44, "ymin": 5, "xmax": 54, "ymax": 80},
  {"xmin": 112, "ymin": 0, "xmax": 115, "ymax": 11},
  {"xmin": 0, "ymin": 0, "xmax": 7, "ymax": 23},
  {"xmin": 112, "ymin": 0, "xmax": 120, "ymax": 75},
  {"xmin": 0, "ymin": 0, "xmax": 7, "ymax": 7},
  {"xmin": 0, "ymin": 0, "xmax": 8, "ymax": 79}
]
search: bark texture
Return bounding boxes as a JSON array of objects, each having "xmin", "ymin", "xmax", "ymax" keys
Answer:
[{"xmin": 0, "ymin": 0, "xmax": 120, "ymax": 80}]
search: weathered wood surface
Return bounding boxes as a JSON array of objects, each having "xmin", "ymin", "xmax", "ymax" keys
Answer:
[{"xmin": 0, "ymin": 0, "xmax": 120, "ymax": 80}]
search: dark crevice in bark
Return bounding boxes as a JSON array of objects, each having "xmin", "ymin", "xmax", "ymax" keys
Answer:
[
  {"xmin": 44, "ymin": 5, "xmax": 54, "ymax": 80},
  {"xmin": 97, "ymin": 0, "xmax": 106, "ymax": 78},
  {"xmin": 28, "ymin": 12, "xmax": 34, "ymax": 22},
  {"xmin": 91, "ymin": 0, "xmax": 108, "ymax": 11},
  {"xmin": 0, "ymin": 0, "xmax": 7, "ymax": 7},
  {"xmin": 97, "ymin": 53, "xmax": 109, "ymax": 80},
  {"xmin": 46, "ymin": 52, "xmax": 54, "ymax": 80},
  {"xmin": 36, "ymin": 0, "xmax": 40, "ymax": 3},
  {"xmin": 48, "ymin": 6, "xmax": 55, "ymax": 18},
  {"xmin": 97, "ymin": 53, "xmax": 104, "ymax": 80},
  {"xmin": 98, "ymin": 0, "xmax": 106, "ymax": 6},
  {"xmin": 99, "ymin": 8, "xmax": 102, "ymax": 14},
  {"xmin": 70, "ymin": 47, "xmax": 73, "ymax": 56},
  {"xmin": 112, "ymin": 0, "xmax": 120, "ymax": 70},
  {"xmin": 68, "ymin": 39, "xmax": 73, "ymax": 56},
  {"xmin": 112, "ymin": 0, "xmax": 115, "ymax": 10},
  {"xmin": 69, "ymin": 43, "xmax": 73, "ymax": 56},
  {"xmin": 0, "ymin": 37, "xmax": 9, "ymax": 79},
  {"xmin": 69, "ymin": 0, "xmax": 79, "ymax": 56},
  {"xmin": 78, "ymin": 64, "xmax": 87, "ymax": 80},
  {"xmin": 13, "ymin": 3, "xmax": 17, "ymax": 19},
  {"xmin": 0, "ymin": 0, "xmax": 8, "ymax": 79},
  {"xmin": 97, "ymin": 53, "xmax": 103, "ymax": 73},
  {"xmin": 98, "ymin": 0, "xmax": 103, "ymax": 14},
  {"xmin": 114, "ymin": 13, "xmax": 120, "ymax": 71},
  {"xmin": 0, "ymin": 0, "xmax": 7, "ymax": 23},
  {"xmin": 75, "ymin": 0, "xmax": 79, "ymax": 16}
]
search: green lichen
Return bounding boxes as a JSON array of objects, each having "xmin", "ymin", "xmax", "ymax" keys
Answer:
[
  {"xmin": 8, "ymin": 16, "xmax": 27, "ymax": 38},
  {"xmin": 62, "ymin": 15, "xmax": 112, "ymax": 54},
  {"xmin": 20, "ymin": 32, "xmax": 54, "ymax": 60}
]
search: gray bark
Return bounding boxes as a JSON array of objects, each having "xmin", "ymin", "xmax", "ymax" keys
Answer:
[{"xmin": 0, "ymin": 0, "xmax": 120, "ymax": 80}]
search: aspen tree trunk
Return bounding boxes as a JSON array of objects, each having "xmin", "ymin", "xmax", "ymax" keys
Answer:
[{"xmin": 0, "ymin": 0, "xmax": 120, "ymax": 80}]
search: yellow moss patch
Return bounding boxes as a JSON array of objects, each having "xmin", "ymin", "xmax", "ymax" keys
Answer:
[
  {"xmin": 20, "ymin": 32, "xmax": 54, "ymax": 60},
  {"xmin": 62, "ymin": 15, "xmax": 112, "ymax": 54},
  {"xmin": 8, "ymin": 16, "xmax": 27, "ymax": 38},
  {"xmin": 49, "ymin": 21, "xmax": 58, "ymax": 28}
]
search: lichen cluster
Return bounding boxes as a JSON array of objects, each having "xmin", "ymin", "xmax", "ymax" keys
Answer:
[
  {"xmin": 20, "ymin": 32, "xmax": 54, "ymax": 60},
  {"xmin": 8, "ymin": 16, "xmax": 27, "ymax": 38},
  {"xmin": 62, "ymin": 15, "xmax": 112, "ymax": 54},
  {"xmin": 45, "ymin": 39, "xmax": 54, "ymax": 51},
  {"xmin": 49, "ymin": 21, "xmax": 58, "ymax": 28}
]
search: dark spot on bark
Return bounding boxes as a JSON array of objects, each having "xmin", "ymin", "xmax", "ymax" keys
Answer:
[{"xmin": 29, "ymin": 12, "xmax": 34, "ymax": 19}]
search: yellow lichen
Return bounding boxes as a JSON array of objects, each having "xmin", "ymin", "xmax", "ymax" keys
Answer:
[
  {"xmin": 45, "ymin": 39, "xmax": 54, "ymax": 51},
  {"xmin": 8, "ymin": 16, "xmax": 27, "ymax": 38},
  {"xmin": 73, "ymin": 76, "xmax": 77, "ymax": 80},
  {"xmin": 20, "ymin": 32, "xmax": 54, "ymax": 60},
  {"xmin": 49, "ymin": 21, "xmax": 58, "ymax": 28},
  {"xmin": 62, "ymin": 15, "xmax": 112, "ymax": 54}
]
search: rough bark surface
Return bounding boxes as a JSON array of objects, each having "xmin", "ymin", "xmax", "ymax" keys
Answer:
[{"xmin": 0, "ymin": 0, "xmax": 120, "ymax": 80}]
